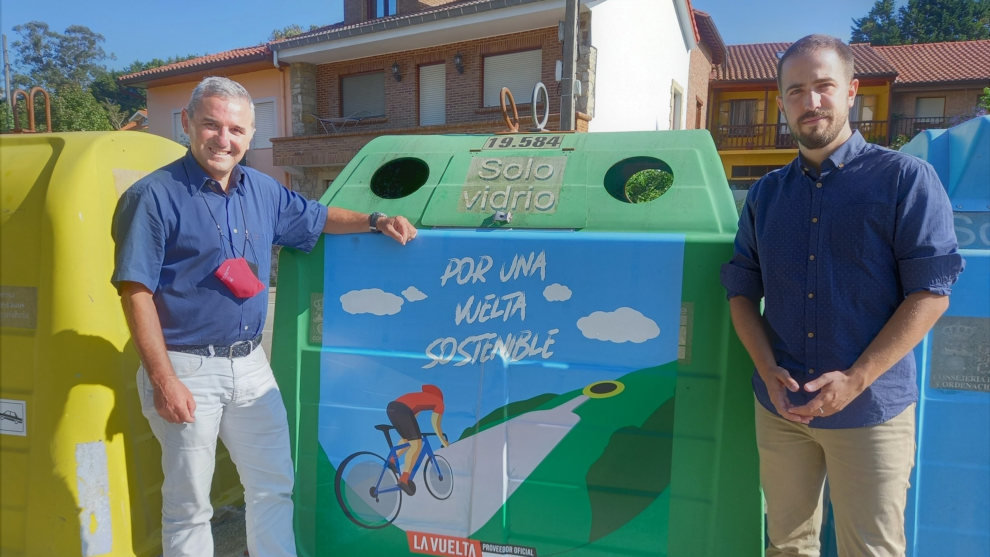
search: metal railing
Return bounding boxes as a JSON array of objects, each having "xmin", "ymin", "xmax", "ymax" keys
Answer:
[
  {"xmin": 850, "ymin": 120, "xmax": 889, "ymax": 145},
  {"xmin": 712, "ymin": 123, "xmax": 795, "ymax": 150},
  {"xmin": 713, "ymin": 120, "xmax": 891, "ymax": 150},
  {"xmin": 890, "ymin": 116, "xmax": 949, "ymax": 140}
]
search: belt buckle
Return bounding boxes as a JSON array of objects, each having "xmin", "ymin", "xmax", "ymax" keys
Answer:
[{"xmin": 228, "ymin": 339, "xmax": 251, "ymax": 359}]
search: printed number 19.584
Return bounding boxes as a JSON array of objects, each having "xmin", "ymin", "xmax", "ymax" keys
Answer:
[{"xmin": 483, "ymin": 135, "xmax": 563, "ymax": 149}]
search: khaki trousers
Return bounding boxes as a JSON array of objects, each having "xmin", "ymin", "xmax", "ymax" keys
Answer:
[{"xmin": 755, "ymin": 401, "xmax": 916, "ymax": 557}]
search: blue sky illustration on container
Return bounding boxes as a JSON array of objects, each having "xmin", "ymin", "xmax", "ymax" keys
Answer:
[{"xmin": 319, "ymin": 229, "xmax": 685, "ymax": 466}]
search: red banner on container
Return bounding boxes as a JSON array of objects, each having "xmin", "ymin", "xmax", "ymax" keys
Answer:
[{"xmin": 407, "ymin": 531, "xmax": 482, "ymax": 557}]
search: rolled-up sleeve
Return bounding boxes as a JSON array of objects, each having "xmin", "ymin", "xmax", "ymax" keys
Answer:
[
  {"xmin": 721, "ymin": 193, "xmax": 764, "ymax": 302},
  {"xmin": 273, "ymin": 187, "xmax": 329, "ymax": 253},
  {"xmin": 110, "ymin": 185, "xmax": 165, "ymax": 293},
  {"xmin": 895, "ymin": 162, "xmax": 965, "ymax": 296}
]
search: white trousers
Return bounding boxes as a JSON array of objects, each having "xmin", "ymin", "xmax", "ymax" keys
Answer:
[{"xmin": 138, "ymin": 346, "xmax": 296, "ymax": 557}]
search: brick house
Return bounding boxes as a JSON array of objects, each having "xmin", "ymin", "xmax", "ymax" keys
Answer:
[
  {"xmin": 707, "ymin": 39, "xmax": 990, "ymax": 203},
  {"xmin": 119, "ymin": 0, "xmax": 720, "ymax": 200},
  {"xmin": 875, "ymin": 40, "xmax": 990, "ymax": 140}
]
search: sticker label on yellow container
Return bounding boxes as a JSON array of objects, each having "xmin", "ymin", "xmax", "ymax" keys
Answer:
[{"xmin": 0, "ymin": 399, "xmax": 27, "ymax": 436}]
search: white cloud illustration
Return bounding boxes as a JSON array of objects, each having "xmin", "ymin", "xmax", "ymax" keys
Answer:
[
  {"xmin": 340, "ymin": 288, "xmax": 404, "ymax": 316},
  {"xmin": 543, "ymin": 283, "xmax": 572, "ymax": 302},
  {"xmin": 402, "ymin": 286, "xmax": 427, "ymax": 302},
  {"xmin": 577, "ymin": 307, "xmax": 659, "ymax": 344}
]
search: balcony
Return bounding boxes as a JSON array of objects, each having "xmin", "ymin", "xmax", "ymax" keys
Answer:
[
  {"xmin": 272, "ymin": 112, "xmax": 573, "ymax": 168},
  {"xmin": 712, "ymin": 120, "xmax": 891, "ymax": 150},
  {"xmin": 712, "ymin": 123, "xmax": 796, "ymax": 150},
  {"xmin": 890, "ymin": 116, "xmax": 949, "ymax": 140}
]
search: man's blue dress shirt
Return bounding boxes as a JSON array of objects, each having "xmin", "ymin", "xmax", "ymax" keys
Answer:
[
  {"xmin": 111, "ymin": 151, "xmax": 328, "ymax": 346},
  {"xmin": 721, "ymin": 131, "xmax": 964, "ymax": 428}
]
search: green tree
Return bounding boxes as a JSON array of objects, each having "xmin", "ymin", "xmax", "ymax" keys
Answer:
[
  {"xmin": 50, "ymin": 83, "xmax": 113, "ymax": 131},
  {"xmin": 0, "ymin": 100, "xmax": 14, "ymax": 133},
  {"xmin": 851, "ymin": 0, "xmax": 902, "ymax": 45},
  {"xmin": 979, "ymin": 87, "xmax": 990, "ymax": 111},
  {"xmin": 899, "ymin": 0, "xmax": 990, "ymax": 43},
  {"xmin": 269, "ymin": 24, "xmax": 321, "ymax": 40},
  {"xmin": 623, "ymin": 169, "xmax": 674, "ymax": 203},
  {"xmin": 90, "ymin": 70, "xmax": 145, "ymax": 129},
  {"xmin": 10, "ymin": 21, "xmax": 112, "ymax": 90},
  {"xmin": 852, "ymin": 0, "xmax": 990, "ymax": 45}
]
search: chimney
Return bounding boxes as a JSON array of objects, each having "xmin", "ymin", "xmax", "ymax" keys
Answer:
[{"xmin": 344, "ymin": 0, "xmax": 372, "ymax": 25}]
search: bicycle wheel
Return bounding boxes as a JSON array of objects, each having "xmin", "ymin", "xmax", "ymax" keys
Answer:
[
  {"xmin": 423, "ymin": 454, "xmax": 454, "ymax": 500},
  {"xmin": 335, "ymin": 451, "xmax": 401, "ymax": 528}
]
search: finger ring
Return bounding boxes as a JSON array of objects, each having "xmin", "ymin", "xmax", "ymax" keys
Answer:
[{"xmin": 818, "ymin": 407, "xmax": 825, "ymax": 415}]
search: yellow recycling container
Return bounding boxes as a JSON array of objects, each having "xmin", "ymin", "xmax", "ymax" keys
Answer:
[{"xmin": 0, "ymin": 132, "xmax": 242, "ymax": 557}]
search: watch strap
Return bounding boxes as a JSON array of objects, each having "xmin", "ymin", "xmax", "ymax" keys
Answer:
[{"xmin": 369, "ymin": 211, "xmax": 386, "ymax": 232}]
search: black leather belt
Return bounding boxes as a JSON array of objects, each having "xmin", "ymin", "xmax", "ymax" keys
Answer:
[{"xmin": 167, "ymin": 334, "xmax": 263, "ymax": 359}]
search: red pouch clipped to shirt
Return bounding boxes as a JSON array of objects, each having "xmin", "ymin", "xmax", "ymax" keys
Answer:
[{"xmin": 214, "ymin": 257, "xmax": 266, "ymax": 299}]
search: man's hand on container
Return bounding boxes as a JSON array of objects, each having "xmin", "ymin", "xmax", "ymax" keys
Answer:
[{"xmin": 377, "ymin": 215, "xmax": 417, "ymax": 245}]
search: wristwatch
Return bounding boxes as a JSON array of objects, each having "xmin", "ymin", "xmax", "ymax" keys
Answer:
[{"xmin": 369, "ymin": 211, "xmax": 386, "ymax": 232}]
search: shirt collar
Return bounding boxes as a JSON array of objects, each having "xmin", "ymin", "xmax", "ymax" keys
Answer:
[
  {"xmin": 798, "ymin": 130, "xmax": 868, "ymax": 175},
  {"xmin": 180, "ymin": 150, "xmax": 247, "ymax": 196}
]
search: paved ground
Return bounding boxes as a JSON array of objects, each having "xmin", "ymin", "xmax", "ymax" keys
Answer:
[{"xmin": 211, "ymin": 505, "xmax": 248, "ymax": 557}]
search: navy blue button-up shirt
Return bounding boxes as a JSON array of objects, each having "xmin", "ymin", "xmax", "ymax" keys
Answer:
[
  {"xmin": 721, "ymin": 132, "xmax": 964, "ymax": 428},
  {"xmin": 111, "ymin": 152, "xmax": 327, "ymax": 346}
]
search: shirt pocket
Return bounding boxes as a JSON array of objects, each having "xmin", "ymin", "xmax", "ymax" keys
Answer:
[{"xmin": 828, "ymin": 202, "xmax": 893, "ymax": 261}]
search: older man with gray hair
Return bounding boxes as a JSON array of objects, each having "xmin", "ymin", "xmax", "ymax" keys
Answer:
[{"xmin": 112, "ymin": 76, "xmax": 416, "ymax": 556}]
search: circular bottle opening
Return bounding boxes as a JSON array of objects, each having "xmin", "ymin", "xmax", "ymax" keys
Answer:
[
  {"xmin": 370, "ymin": 158, "xmax": 430, "ymax": 199},
  {"xmin": 603, "ymin": 157, "xmax": 674, "ymax": 204}
]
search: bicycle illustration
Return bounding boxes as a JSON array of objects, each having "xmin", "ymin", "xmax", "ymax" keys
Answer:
[{"xmin": 334, "ymin": 424, "xmax": 454, "ymax": 528}]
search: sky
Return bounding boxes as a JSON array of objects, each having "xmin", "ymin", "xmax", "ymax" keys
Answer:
[{"xmin": 0, "ymin": 0, "xmax": 892, "ymax": 73}]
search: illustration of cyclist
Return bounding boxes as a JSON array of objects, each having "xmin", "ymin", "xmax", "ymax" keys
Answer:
[{"xmin": 387, "ymin": 384, "xmax": 449, "ymax": 495}]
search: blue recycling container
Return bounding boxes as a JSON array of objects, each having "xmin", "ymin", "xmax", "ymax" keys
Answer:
[
  {"xmin": 820, "ymin": 116, "xmax": 990, "ymax": 556},
  {"xmin": 901, "ymin": 116, "xmax": 989, "ymax": 557}
]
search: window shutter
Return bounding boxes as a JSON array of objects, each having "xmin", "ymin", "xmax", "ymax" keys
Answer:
[
  {"xmin": 172, "ymin": 111, "xmax": 189, "ymax": 146},
  {"xmin": 483, "ymin": 50, "xmax": 542, "ymax": 107},
  {"xmin": 342, "ymin": 72, "xmax": 386, "ymax": 118},
  {"xmin": 252, "ymin": 100, "xmax": 277, "ymax": 149},
  {"xmin": 915, "ymin": 97, "xmax": 945, "ymax": 118},
  {"xmin": 419, "ymin": 64, "xmax": 446, "ymax": 126}
]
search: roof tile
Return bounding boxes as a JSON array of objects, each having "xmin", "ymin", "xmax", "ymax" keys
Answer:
[
  {"xmin": 119, "ymin": 44, "xmax": 271, "ymax": 82},
  {"xmin": 875, "ymin": 40, "xmax": 990, "ymax": 85},
  {"xmin": 716, "ymin": 42, "xmax": 898, "ymax": 82}
]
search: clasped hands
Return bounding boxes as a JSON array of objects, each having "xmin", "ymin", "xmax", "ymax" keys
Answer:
[{"xmin": 760, "ymin": 365, "xmax": 866, "ymax": 424}]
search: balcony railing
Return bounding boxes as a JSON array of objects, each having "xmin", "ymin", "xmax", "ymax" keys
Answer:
[
  {"xmin": 712, "ymin": 123, "xmax": 795, "ymax": 150},
  {"xmin": 713, "ymin": 120, "xmax": 891, "ymax": 150},
  {"xmin": 890, "ymin": 116, "xmax": 948, "ymax": 139}
]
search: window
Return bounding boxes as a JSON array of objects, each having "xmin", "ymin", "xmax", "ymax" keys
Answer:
[
  {"xmin": 729, "ymin": 165, "xmax": 784, "ymax": 190},
  {"xmin": 915, "ymin": 97, "xmax": 945, "ymax": 118},
  {"xmin": 719, "ymin": 99, "xmax": 759, "ymax": 136},
  {"xmin": 341, "ymin": 71, "xmax": 385, "ymax": 118},
  {"xmin": 728, "ymin": 164, "xmax": 783, "ymax": 213},
  {"xmin": 251, "ymin": 98, "xmax": 277, "ymax": 150},
  {"xmin": 775, "ymin": 108, "xmax": 796, "ymax": 148},
  {"xmin": 369, "ymin": 0, "xmax": 396, "ymax": 17},
  {"xmin": 670, "ymin": 81, "xmax": 684, "ymax": 130},
  {"xmin": 851, "ymin": 95, "xmax": 876, "ymax": 122},
  {"xmin": 483, "ymin": 50, "xmax": 542, "ymax": 107},
  {"xmin": 419, "ymin": 63, "xmax": 446, "ymax": 126},
  {"xmin": 171, "ymin": 110, "xmax": 189, "ymax": 146}
]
